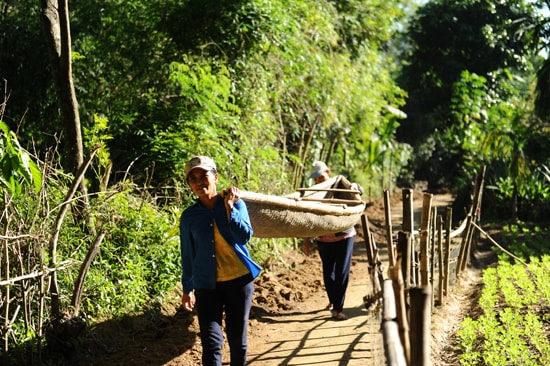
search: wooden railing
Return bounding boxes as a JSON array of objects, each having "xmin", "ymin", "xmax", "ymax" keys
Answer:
[{"xmin": 362, "ymin": 166, "xmax": 486, "ymax": 366}]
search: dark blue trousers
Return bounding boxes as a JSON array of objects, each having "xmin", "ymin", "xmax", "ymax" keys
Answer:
[
  {"xmin": 317, "ymin": 236, "xmax": 355, "ymax": 313},
  {"xmin": 195, "ymin": 273, "xmax": 254, "ymax": 366}
]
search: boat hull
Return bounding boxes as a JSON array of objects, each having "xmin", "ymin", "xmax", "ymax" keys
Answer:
[{"xmin": 240, "ymin": 175, "xmax": 365, "ymax": 238}]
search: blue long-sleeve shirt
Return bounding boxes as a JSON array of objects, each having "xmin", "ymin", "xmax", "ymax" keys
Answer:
[{"xmin": 179, "ymin": 196, "xmax": 262, "ymax": 294}]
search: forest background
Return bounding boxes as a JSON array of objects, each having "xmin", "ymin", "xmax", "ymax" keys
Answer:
[{"xmin": 1, "ymin": 0, "xmax": 550, "ymax": 363}]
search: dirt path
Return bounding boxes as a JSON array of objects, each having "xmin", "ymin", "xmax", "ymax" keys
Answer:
[{"xmin": 246, "ymin": 242, "xmax": 383, "ymax": 365}]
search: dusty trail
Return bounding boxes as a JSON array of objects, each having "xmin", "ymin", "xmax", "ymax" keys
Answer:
[{"xmin": 246, "ymin": 241, "xmax": 384, "ymax": 365}]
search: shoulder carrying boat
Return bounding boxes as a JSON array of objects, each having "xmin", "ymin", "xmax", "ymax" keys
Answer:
[{"xmin": 240, "ymin": 175, "xmax": 365, "ymax": 238}]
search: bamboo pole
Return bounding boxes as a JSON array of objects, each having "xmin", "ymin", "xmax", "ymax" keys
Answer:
[
  {"xmin": 463, "ymin": 167, "xmax": 485, "ymax": 269},
  {"xmin": 361, "ymin": 214, "xmax": 382, "ymax": 303},
  {"xmin": 3, "ymin": 237, "xmax": 9, "ymax": 354},
  {"xmin": 443, "ymin": 207, "xmax": 452, "ymax": 299},
  {"xmin": 471, "ymin": 222, "xmax": 528, "ymax": 267},
  {"xmin": 390, "ymin": 262, "xmax": 410, "ymax": 364},
  {"xmin": 0, "ymin": 260, "xmax": 77, "ymax": 287},
  {"xmin": 419, "ymin": 193, "xmax": 432, "ymax": 287},
  {"xmin": 384, "ymin": 190, "xmax": 396, "ymax": 267},
  {"xmin": 460, "ymin": 217, "xmax": 475, "ymax": 273},
  {"xmin": 410, "ymin": 286, "xmax": 432, "ymax": 366},
  {"xmin": 397, "ymin": 231, "xmax": 412, "ymax": 289},
  {"xmin": 456, "ymin": 213, "xmax": 471, "ymax": 277},
  {"xmin": 402, "ymin": 189, "xmax": 414, "ymax": 233},
  {"xmin": 371, "ymin": 233, "xmax": 383, "ymax": 297},
  {"xmin": 437, "ymin": 215, "xmax": 444, "ymax": 306},
  {"xmin": 362, "ymin": 214, "xmax": 375, "ymax": 266},
  {"xmin": 376, "ymin": 247, "xmax": 385, "ymax": 290},
  {"xmin": 382, "ymin": 279, "xmax": 408, "ymax": 366},
  {"xmin": 16, "ymin": 241, "xmax": 31, "ymax": 333},
  {"xmin": 402, "ymin": 189, "xmax": 416, "ymax": 287},
  {"xmin": 38, "ymin": 265, "xmax": 45, "ymax": 357},
  {"xmin": 430, "ymin": 207, "xmax": 436, "ymax": 310},
  {"xmin": 457, "ymin": 166, "xmax": 486, "ymax": 275},
  {"xmin": 383, "ymin": 279, "xmax": 397, "ymax": 322},
  {"xmin": 299, "ymin": 197, "xmax": 364, "ymax": 204}
]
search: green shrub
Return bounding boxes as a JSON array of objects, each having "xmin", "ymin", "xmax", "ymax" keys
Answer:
[{"xmin": 58, "ymin": 188, "xmax": 180, "ymax": 319}]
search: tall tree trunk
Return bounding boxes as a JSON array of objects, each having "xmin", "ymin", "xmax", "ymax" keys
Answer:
[
  {"xmin": 40, "ymin": 0, "xmax": 84, "ymax": 175},
  {"xmin": 40, "ymin": 0, "xmax": 88, "ymax": 321}
]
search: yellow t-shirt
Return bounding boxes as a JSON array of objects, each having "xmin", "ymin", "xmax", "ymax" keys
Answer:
[{"xmin": 214, "ymin": 221, "xmax": 250, "ymax": 282}]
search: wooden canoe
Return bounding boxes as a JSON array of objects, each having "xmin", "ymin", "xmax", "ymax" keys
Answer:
[{"xmin": 241, "ymin": 175, "xmax": 365, "ymax": 238}]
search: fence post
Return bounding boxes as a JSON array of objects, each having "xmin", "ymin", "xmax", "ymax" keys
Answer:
[
  {"xmin": 362, "ymin": 214, "xmax": 375, "ymax": 265},
  {"xmin": 3, "ymin": 239, "xmax": 10, "ymax": 354},
  {"xmin": 397, "ymin": 231, "xmax": 411, "ymax": 289},
  {"xmin": 456, "ymin": 214, "xmax": 471, "ymax": 276},
  {"xmin": 410, "ymin": 286, "xmax": 432, "ymax": 366},
  {"xmin": 458, "ymin": 166, "xmax": 486, "ymax": 274},
  {"xmin": 443, "ymin": 207, "xmax": 452, "ymax": 299},
  {"xmin": 419, "ymin": 193, "xmax": 432, "ymax": 288},
  {"xmin": 384, "ymin": 190, "xmax": 396, "ymax": 267},
  {"xmin": 362, "ymin": 214, "xmax": 382, "ymax": 301},
  {"xmin": 382, "ymin": 279, "xmax": 408, "ymax": 366},
  {"xmin": 429, "ymin": 207, "xmax": 437, "ymax": 309},
  {"xmin": 402, "ymin": 189, "xmax": 417, "ymax": 286},
  {"xmin": 436, "ymin": 214, "xmax": 444, "ymax": 306},
  {"xmin": 390, "ymin": 263, "xmax": 410, "ymax": 364},
  {"xmin": 402, "ymin": 188, "xmax": 414, "ymax": 234}
]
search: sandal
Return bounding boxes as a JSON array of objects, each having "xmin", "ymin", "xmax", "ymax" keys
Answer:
[
  {"xmin": 331, "ymin": 311, "xmax": 348, "ymax": 320},
  {"xmin": 325, "ymin": 303, "xmax": 333, "ymax": 310}
]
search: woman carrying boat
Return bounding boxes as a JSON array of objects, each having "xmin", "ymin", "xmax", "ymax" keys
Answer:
[
  {"xmin": 180, "ymin": 155, "xmax": 262, "ymax": 366},
  {"xmin": 301, "ymin": 161, "xmax": 363, "ymax": 321}
]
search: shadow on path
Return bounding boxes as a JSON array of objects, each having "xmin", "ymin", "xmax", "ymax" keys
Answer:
[{"xmin": 246, "ymin": 243, "xmax": 384, "ymax": 366}]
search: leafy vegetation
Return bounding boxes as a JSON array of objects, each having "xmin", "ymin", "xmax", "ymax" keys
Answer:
[
  {"xmin": 0, "ymin": 121, "xmax": 42, "ymax": 196},
  {"xmin": 457, "ymin": 224, "xmax": 550, "ymax": 365},
  {"xmin": 396, "ymin": 0, "xmax": 550, "ymax": 203},
  {"xmin": 1, "ymin": 0, "xmax": 410, "ymax": 198}
]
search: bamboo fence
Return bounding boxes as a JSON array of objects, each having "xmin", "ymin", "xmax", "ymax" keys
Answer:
[
  {"xmin": 361, "ymin": 166, "xmax": 486, "ymax": 366},
  {"xmin": 0, "ymin": 148, "xmax": 101, "ymax": 364}
]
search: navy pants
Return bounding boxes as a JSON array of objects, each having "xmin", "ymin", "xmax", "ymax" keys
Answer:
[
  {"xmin": 317, "ymin": 236, "xmax": 354, "ymax": 313},
  {"xmin": 195, "ymin": 273, "xmax": 254, "ymax": 366}
]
